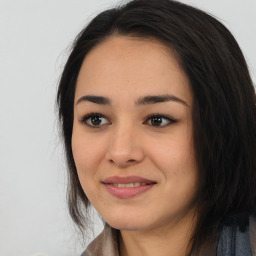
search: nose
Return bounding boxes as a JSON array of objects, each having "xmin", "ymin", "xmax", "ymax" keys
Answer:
[{"xmin": 105, "ymin": 123, "xmax": 145, "ymax": 168}]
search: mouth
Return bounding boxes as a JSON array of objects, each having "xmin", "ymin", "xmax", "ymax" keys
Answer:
[
  {"xmin": 109, "ymin": 182, "xmax": 149, "ymax": 188},
  {"xmin": 102, "ymin": 176, "xmax": 157, "ymax": 199}
]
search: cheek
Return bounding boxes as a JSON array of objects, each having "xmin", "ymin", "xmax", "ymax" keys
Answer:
[
  {"xmin": 148, "ymin": 130, "xmax": 195, "ymax": 170},
  {"xmin": 71, "ymin": 133, "xmax": 102, "ymax": 204},
  {"xmin": 72, "ymin": 127, "xmax": 105, "ymax": 167},
  {"xmin": 148, "ymin": 130, "xmax": 198, "ymax": 193},
  {"xmin": 71, "ymin": 129, "xmax": 106, "ymax": 187}
]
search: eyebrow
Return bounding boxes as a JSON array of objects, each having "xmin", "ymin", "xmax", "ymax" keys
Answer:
[
  {"xmin": 136, "ymin": 95, "xmax": 188, "ymax": 106},
  {"xmin": 76, "ymin": 94, "xmax": 188, "ymax": 106},
  {"xmin": 76, "ymin": 95, "xmax": 111, "ymax": 105}
]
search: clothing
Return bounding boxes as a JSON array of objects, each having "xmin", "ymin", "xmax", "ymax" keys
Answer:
[
  {"xmin": 81, "ymin": 224, "xmax": 119, "ymax": 256},
  {"xmin": 81, "ymin": 216, "xmax": 256, "ymax": 256}
]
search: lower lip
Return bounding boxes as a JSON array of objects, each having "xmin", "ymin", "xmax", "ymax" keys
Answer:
[{"xmin": 103, "ymin": 183, "xmax": 155, "ymax": 199}]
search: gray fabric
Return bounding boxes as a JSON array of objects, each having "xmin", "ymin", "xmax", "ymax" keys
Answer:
[
  {"xmin": 217, "ymin": 215, "xmax": 256, "ymax": 256},
  {"xmin": 249, "ymin": 216, "xmax": 256, "ymax": 256},
  {"xmin": 217, "ymin": 225, "xmax": 251, "ymax": 256}
]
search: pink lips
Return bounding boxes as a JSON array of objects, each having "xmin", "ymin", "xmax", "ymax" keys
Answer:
[{"xmin": 102, "ymin": 176, "xmax": 156, "ymax": 199}]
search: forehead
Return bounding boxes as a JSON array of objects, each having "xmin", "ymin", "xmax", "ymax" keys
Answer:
[{"xmin": 75, "ymin": 36, "xmax": 192, "ymax": 106}]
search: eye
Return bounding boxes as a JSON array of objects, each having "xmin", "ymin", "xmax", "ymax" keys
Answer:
[
  {"xmin": 80, "ymin": 113, "xmax": 111, "ymax": 128},
  {"xmin": 144, "ymin": 114, "xmax": 176, "ymax": 127}
]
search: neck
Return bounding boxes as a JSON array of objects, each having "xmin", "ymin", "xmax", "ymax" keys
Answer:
[{"xmin": 119, "ymin": 211, "xmax": 197, "ymax": 256}]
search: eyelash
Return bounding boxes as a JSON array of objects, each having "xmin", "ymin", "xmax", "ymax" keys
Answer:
[
  {"xmin": 144, "ymin": 114, "xmax": 177, "ymax": 127},
  {"xmin": 79, "ymin": 113, "xmax": 110, "ymax": 129},
  {"xmin": 79, "ymin": 113, "xmax": 177, "ymax": 128}
]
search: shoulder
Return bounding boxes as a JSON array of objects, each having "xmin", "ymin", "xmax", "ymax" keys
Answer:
[{"xmin": 81, "ymin": 224, "xmax": 120, "ymax": 256}]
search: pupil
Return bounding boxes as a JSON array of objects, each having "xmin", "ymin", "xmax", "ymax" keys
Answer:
[
  {"xmin": 151, "ymin": 117, "xmax": 162, "ymax": 126},
  {"xmin": 91, "ymin": 116, "xmax": 101, "ymax": 125}
]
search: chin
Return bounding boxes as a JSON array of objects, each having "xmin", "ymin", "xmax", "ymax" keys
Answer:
[
  {"xmin": 109, "ymin": 222, "xmax": 147, "ymax": 231},
  {"xmin": 103, "ymin": 214, "xmax": 155, "ymax": 231}
]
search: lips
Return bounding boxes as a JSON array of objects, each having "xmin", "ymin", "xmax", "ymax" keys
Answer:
[
  {"xmin": 103, "ymin": 175, "xmax": 156, "ymax": 184},
  {"xmin": 102, "ymin": 176, "xmax": 156, "ymax": 199}
]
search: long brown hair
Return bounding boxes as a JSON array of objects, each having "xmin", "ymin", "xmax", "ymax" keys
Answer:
[{"xmin": 57, "ymin": 0, "xmax": 256, "ymax": 253}]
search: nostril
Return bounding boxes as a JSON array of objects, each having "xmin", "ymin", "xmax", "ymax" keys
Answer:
[{"xmin": 127, "ymin": 159, "xmax": 136, "ymax": 163}]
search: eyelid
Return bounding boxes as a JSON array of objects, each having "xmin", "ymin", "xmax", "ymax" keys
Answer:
[
  {"xmin": 143, "ymin": 114, "xmax": 177, "ymax": 127},
  {"xmin": 79, "ymin": 112, "xmax": 177, "ymax": 129},
  {"xmin": 79, "ymin": 112, "xmax": 111, "ymax": 128}
]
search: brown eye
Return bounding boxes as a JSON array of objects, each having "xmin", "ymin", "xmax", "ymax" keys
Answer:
[
  {"xmin": 80, "ymin": 113, "xmax": 110, "ymax": 128},
  {"xmin": 90, "ymin": 115, "xmax": 103, "ymax": 126},
  {"xmin": 144, "ymin": 115, "xmax": 176, "ymax": 128},
  {"xmin": 150, "ymin": 116, "xmax": 164, "ymax": 126}
]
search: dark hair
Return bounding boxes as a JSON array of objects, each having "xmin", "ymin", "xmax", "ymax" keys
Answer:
[{"xmin": 57, "ymin": 0, "xmax": 256, "ymax": 253}]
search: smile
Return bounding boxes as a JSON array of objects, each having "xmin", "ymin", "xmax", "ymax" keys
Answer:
[
  {"xmin": 111, "ymin": 183, "xmax": 147, "ymax": 188},
  {"xmin": 102, "ymin": 176, "xmax": 156, "ymax": 199}
]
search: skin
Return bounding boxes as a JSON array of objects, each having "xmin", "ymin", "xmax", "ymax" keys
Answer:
[{"xmin": 72, "ymin": 36, "xmax": 199, "ymax": 256}]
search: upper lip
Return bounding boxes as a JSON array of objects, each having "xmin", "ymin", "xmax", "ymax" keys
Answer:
[{"xmin": 102, "ymin": 176, "xmax": 156, "ymax": 184}]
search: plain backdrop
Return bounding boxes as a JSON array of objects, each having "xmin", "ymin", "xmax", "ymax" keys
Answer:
[{"xmin": 0, "ymin": 0, "xmax": 255, "ymax": 255}]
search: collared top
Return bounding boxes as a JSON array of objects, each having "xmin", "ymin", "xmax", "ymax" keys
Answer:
[{"xmin": 81, "ymin": 216, "xmax": 256, "ymax": 256}]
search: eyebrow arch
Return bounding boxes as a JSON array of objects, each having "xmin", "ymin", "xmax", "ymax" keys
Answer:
[
  {"xmin": 136, "ymin": 94, "xmax": 188, "ymax": 106},
  {"xmin": 76, "ymin": 95, "xmax": 111, "ymax": 105},
  {"xmin": 76, "ymin": 94, "xmax": 188, "ymax": 107}
]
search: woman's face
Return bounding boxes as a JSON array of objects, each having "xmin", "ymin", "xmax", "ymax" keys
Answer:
[{"xmin": 72, "ymin": 36, "xmax": 198, "ymax": 232}]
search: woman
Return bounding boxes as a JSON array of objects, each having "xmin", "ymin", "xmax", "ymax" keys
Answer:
[{"xmin": 57, "ymin": 0, "xmax": 256, "ymax": 255}]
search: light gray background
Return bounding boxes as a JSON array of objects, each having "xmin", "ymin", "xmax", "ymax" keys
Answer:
[{"xmin": 0, "ymin": 0, "xmax": 255, "ymax": 255}]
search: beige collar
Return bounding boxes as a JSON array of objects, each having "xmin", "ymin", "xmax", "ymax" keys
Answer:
[
  {"xmin": 82, "ymin": 216, "xmax": 256, "ymax": 256},
  {"xmin": 82, "ymin": 224, "xmax": 218, "ymax": 256}
]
